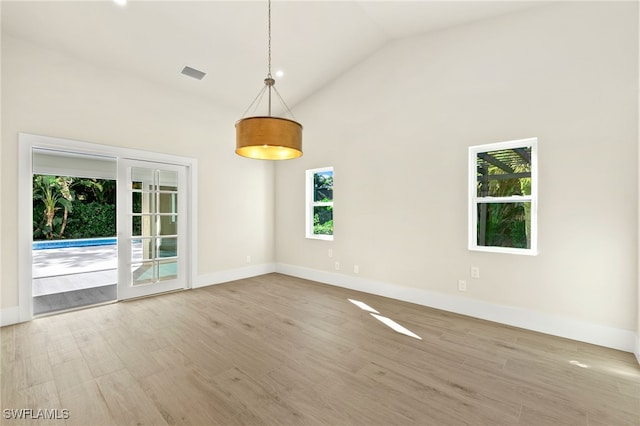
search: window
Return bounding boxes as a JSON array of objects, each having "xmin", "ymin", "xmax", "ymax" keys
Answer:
[
  {"xmin": 306, "ymin": 167, "xmax": 333, "ymax": 240},
  {"xmin": 469, "ymin": 138, "xmax": 538, "ymax": 255}
]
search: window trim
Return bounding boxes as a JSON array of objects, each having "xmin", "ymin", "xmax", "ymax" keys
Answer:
[
  {"xmin": 306, "ymin": 166, "xmax": 334, "ymax": 241},
  {"xmin": 468, "ymin": 138, "xmax": 538, "ymax": 255}
]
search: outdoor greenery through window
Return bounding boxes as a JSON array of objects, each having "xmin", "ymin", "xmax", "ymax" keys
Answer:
[
  {"xmin": 306, "ymin": 167, "xmax": 333, "ymax": 240},
  {"xmin": 469, "ymin": 138, "xmax": 537, "ymax": 255},
  {"xmin": 33, "ymin": 175, "xmax": 116, "ymax": 240}
]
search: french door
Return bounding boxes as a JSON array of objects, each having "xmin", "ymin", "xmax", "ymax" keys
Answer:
[{"xmin": 117, "ymin": 159, "xmax": 187, "ymax": 300}]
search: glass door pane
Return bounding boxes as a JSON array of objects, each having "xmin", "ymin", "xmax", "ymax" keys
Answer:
[
  {"xmin": 118, "ymin": 160, "xmax": 186, "ymax": 300},
  {"xmin": 130, "ymin": 167, "xmax": 179, "ymax": 286}
]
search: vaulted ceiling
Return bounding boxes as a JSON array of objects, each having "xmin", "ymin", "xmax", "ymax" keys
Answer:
[{"xmin": 2, "ymin": 1, "xmax": 543, "ymax": 113}]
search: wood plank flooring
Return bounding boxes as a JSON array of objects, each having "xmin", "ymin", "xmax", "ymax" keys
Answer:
[{"xmin": 1, "ymin": 273, "xmax": 639, "ymax": 425}]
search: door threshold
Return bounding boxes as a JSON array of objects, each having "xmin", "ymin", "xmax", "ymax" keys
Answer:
[
  {"xmin": 119, "ymin": 288, "xmax": 186, "ymax": 302},
  {"xmin": 33, "ymin": 299, "xmax": 118, "ymax": 319},
  {"xmin": 32, "ymin": 287, "xmax": 185, "ymax": 319}
]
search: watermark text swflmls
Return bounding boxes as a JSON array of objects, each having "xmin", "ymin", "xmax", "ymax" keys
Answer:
[{"xmin": 3, "ymin": 408, "xmax": 70, "ymax": 420}]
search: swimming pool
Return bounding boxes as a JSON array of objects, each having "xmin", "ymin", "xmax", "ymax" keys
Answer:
[{"xmin": 33, "ymin": 237, "xmax": 117, "ymax": 250}]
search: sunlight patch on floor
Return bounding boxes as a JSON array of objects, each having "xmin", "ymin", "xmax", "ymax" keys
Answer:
[
  {"xmin": 348, "ymin": 298, "xmax": 422, "ymax": 340},
  {"xmin": 371, "ymin": 313, "xmax": 422, "ymax": 340},
  {"xmin": 569, "ymin": 360, "xmax": 589, "ymax": 369},
  {"xmin": 348, "ymin": 298, "xmax": 379, "ymax": 313}
]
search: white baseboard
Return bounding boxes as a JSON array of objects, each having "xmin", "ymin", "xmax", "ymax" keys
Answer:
[
  {"xmin": 635, "ymin": 333, "xmax": 640, "ymax": 365},
  {"xmin": 0, "ymin": 306, "xmax": 21, "ymax": 327},
  {"xmin": 194, "ymin": 263, "xmax": 277, "ymax": 289},
  {"xmin": 276, "ymin": 263, "xmax": 637, "ymax": 354}
]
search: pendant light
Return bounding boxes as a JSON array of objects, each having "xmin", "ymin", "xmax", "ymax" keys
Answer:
[{"xmin": 235, "ymin": 0, "xmax": 302, "ymax": 160}]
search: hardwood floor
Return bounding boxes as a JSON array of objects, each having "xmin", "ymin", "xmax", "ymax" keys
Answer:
[{"xmin": 1, "ymin": 273, "xmax": 639, "ymax": 425}]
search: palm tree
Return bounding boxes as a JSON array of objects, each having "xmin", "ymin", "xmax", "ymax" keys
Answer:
[{"xmin": 33, "ymin": 175, "xmax": 75, "ymax": 239}]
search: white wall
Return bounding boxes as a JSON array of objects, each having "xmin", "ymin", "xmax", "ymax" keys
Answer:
[
  {"xmin": 637, "ymin": 0, "xmax": 640, "ymax": 363},
  {"xmin": 1, "ymin": 35, "xmax": 275, "ymax": 310},
  {"xmin": 276, "ymin": 2, "xmax": 638, "ymax": 349},
  {"xmin": 0, "ymin": 19, "xmax": 3, "ymax": 315}
]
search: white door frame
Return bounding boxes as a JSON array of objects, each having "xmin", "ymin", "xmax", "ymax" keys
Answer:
[{"xmin": 18, "ymin": 133, "xmax": 198, "ymax": 322}]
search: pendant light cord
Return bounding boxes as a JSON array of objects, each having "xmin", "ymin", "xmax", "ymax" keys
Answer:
[
  {"xmin": 267, "ymin": 0, "xmax": 272, "ymax": 79},
  {"xmin": 267, "ymin": 0, "xmax": 272, "ymax": 115},
  {"xmin": 238, "ymin": 0, "xmax": 297, "ymax": 121}
]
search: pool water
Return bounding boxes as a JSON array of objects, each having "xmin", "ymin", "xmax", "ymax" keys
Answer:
[{"xmin": 33, "ymin": 237, "xmax": 117, "ymax": 250}]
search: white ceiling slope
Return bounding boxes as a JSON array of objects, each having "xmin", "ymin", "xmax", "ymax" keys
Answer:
[{"xmin": 1, "ymin": 1, "xmax": 544, "ymax": 113}]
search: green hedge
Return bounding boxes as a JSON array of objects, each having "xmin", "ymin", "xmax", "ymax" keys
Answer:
[{"xmin": 64, "ymin": 202, "xmax": 116, "ymax": 239}]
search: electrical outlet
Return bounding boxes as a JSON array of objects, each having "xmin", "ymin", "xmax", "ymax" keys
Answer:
[
  {"xmin": 328, "ymin": 249, "xmax": 333, "ymax": 258},
  {"xmin": 458, "ymin": 280, "xmax": 467, "ymax": 292},
  {"xmin": 354, "ymin": 264, "xmax": 359, "ymax": 274},
  {"xmin": 334, "ymin": 261, "xmax": 340, "ymax": 270},
  {"xmin": 246, "ymin": 255, "xmax": 251, "ymax": 263},
  {"xmin": 471, "ymin": 266, "xmax": 480, "ymax": 279}
]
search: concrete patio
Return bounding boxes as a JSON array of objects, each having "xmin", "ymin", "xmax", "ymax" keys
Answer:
[{"xmin": 32, "ymin": 244, "xmax": 117, "ymax": 296}]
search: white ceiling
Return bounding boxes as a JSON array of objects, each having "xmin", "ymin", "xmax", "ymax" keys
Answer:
[{"xmin": 2, "ymin": 1, "xmax": 545, "ymax": 114}]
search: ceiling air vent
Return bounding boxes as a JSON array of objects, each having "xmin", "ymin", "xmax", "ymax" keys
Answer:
[{"xmin": 180, "ymin": 66, "xmax": 206, "ymax": 80}]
